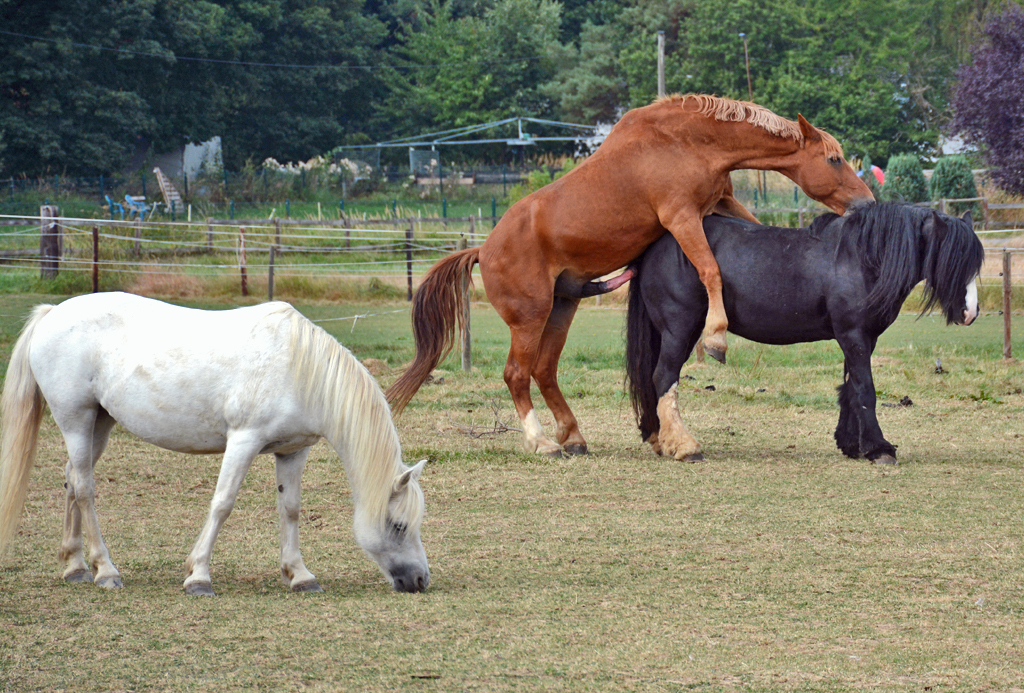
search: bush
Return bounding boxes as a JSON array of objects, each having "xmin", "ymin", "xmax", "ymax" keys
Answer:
[
  {"xmin": 882, "ymin": 155, "xmax": 929, "ymax": 202},
  {"xmin": 930, "ymin": 155, "xmax": 979, "ymax": 215}
]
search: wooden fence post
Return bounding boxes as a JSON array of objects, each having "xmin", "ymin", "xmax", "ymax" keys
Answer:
[
  {"xmin": 268, "ymin": 244, "xmax": 276, "ymax": 301},
  {"xmin": 39, "ymin": 205, "xmax": 60, "ymax": 279},
  {"xmin": 134, "ymin": 217, "xmax": 142, "ymax": 256},
  {"xmin": 92, "ymin": 225, "xmax": 99, "ymax": 292},
  {"xmin": 406, "ymin": 219, "xmax": 414, "ymax": 301},
  {"xmin": 239, "ymin": 227, "xmax": 248, "ymax": 297},
  {"xmin": 1004, "ymin": 249, "xmax": 1012, "ymax": 361},
  {"xmin": 469, "ymin": 215, "xmax": 476, "ymax": 245},
  {"xmin": 206, "ymin": 218, "xmax": 214, "ymax": 252},
  {"xmin": 275, "ymin": 217, "xmax": 282, "ymax": 248},
  {"xmin": 458, "ymin": 236, "xmax": 471, "ymax": 372}
]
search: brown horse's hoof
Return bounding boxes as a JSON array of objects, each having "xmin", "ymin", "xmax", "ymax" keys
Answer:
[
  {"xmin": 872, "ymin": 454, "xmax": 898, "ymax": 466},
  {"xmin": 704, "ymin": 344, "xmax": 726, "ymax": 364},
  {"xmin": 684, "ymin": 452, "xmax": 705, "ymax": 462},
  {"xmin": 563, "ymin": 443, "xmax": 589, "ymax": 456},
  {"xmin": 185, "ymin": 581, "xmax": 216, "ymax": 597},
  {"xmin": 64, "ymin": 568, "xmax": 93, "ymax": 583},
  {"xmin": 292, "ymin": 580, "xmax": 324, "ymax": 593}
]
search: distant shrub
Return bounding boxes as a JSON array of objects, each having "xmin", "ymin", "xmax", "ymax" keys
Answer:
[
  {"xmin": 930, "ymin": 155, "xmax": 979, "ymax": 215},
  {"xmin": 882, "ymin": 155, "xmax": 929, "ymax": 202}
]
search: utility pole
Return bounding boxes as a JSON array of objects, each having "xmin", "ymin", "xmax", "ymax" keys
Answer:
[
  {"xmin": 739, "ymin": 33, "xmax": 753, "ymax": 102},
  {"xmin": 657, "ymin": 31, "xmax": 666, "ymax": 98},
  {"xmin": 739, "ymin": 32, "xmax": 765, "ymax": 200}
]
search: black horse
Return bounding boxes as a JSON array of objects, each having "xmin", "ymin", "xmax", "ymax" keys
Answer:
[{"xmin": 622, "ymin": 204, "xmax": 985, "ymax": 464}]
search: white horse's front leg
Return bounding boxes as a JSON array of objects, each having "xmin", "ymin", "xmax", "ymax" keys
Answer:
[
  {"xmin": 183, "ymin": 434, "xmax": 261, "ymax": 596},
  {"xmin": 275, "ymin": 448, "xmax": 321, "ymax": 592}
]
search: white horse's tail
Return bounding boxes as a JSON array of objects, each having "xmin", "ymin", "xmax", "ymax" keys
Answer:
[{"xmin": 0, "ymin": 304, "xmax": 53, "ymax": 555}]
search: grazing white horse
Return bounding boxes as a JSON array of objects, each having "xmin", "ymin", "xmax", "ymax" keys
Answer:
[{"xmin": 0, "ymin": 292, "xmax": 429, "ymax": 595}]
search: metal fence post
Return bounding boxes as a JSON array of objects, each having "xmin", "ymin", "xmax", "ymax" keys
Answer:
[
  {"xmin": 406, "ymin": 219, "xmax": 414, "ymax": 301},
  {"xmin": 92, "ymin": 225, "xmax": 100, "ymax": 292},
  {"xmin": 458, "ymin": 235, "xmax": 471, "ymax": 372},
  {"xmin": 1004, "ymin": 249, "xmax": 1012, "ymax": 360}
]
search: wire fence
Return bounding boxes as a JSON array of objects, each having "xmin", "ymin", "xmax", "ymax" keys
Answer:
[{"xmin": 3, "ymin": 206, "xmax": 1023, "ymax": 358}]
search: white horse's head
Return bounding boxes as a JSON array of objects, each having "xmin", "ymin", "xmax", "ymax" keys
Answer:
[{"xmin": 354, "ymin": 459, "xmax": 429, "ymax": 592}]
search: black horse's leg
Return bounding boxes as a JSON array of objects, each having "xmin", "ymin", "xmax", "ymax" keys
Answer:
[
  {"xmin": 834, "ymin": 333, "xmax": 897, "ymax": 464},
  {"xmin": 650, "ymin": 326, "xmax": 705, "ymax": 461}
]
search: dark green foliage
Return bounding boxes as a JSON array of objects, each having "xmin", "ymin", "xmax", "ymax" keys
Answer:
[
  {"xmin": 951, "ymin": 4, "xmax": 1024, "ymax": 196},
  {"xmin": 930, "ymin": 155, "xmax": 979, "ymax": 215},
  {"xmin": 883, "ymin": 155, "xmax": 929, "ymax": 202},
  {"xmin": 0, "ymin": 0, "xmax": 1000, "ymax": 179}
]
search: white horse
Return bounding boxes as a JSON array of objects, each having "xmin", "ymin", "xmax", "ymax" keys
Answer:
[{"xmin": 0, "ymin": 292, "xmax": 429, "ymax": 595}]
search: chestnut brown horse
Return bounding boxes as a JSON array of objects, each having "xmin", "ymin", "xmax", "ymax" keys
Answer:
[{"xmin": 386, "ymin": 94, "xmax": 873, "ymax": 456}]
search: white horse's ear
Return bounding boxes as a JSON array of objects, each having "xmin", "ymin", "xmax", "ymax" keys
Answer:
[{"xmin": 393, "ymin": 459, "xmax": 427, "ymax": 493}]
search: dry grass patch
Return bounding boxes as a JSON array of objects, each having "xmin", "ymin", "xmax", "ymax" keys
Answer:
[{"xmin": 1, "ymin": 300, "xmax": 1023, "ymax": 691}]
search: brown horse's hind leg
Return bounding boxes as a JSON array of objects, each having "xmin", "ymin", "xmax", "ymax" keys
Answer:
[
  {"xmin": 492, "ymin": 290, "xmax": 564, "ymax": 456},
  {"xmin": 664, "ymin": 216, "xmax": 728, "ymax": 364},
  {"xmin": 534, "ymin": 296, "xmax": 588, "ymax": 455}
]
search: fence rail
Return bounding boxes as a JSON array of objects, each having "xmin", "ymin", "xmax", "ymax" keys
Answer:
[{"xmin": 2, "ymin": 209, "xmax": 1022, "ymax": 361}]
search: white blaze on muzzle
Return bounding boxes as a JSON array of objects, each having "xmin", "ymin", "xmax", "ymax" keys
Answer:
[{"xmin": 963, "ymin": 276, "xmax": 979, "ymax": 325}]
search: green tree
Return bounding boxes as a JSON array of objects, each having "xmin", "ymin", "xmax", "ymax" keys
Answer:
[
  {"xmin": 882, "ymin": 154, "xmax": 929, "ymax": 202},
  {"xmin": 380, "ymin": 0, "xmax": 566, "ymax": 135},
  {"xmin": 540, "ymin": 22, "xmax": 625, "ymax": 123},
  {"xmin": 930, "ymin": 155, "xmax": 979, "ymax": 214}
]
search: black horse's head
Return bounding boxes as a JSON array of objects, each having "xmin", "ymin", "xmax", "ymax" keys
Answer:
[
  {"xmin": 919, "ymin": 210, "xmax": 985, "ymax": 325},
  {"xmin": 854, "ymin": 204, "xmax": 985, "ymax": 325}
]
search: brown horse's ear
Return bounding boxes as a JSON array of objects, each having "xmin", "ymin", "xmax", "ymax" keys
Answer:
[{"xmin": 797, "ymin": 114, "xmax": 821, "ymax": 146}]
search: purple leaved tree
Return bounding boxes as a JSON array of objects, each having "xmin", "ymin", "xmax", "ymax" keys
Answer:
[{"xmin": 951, "ymin": 4, "xmax": 1024, "ymax": 196}]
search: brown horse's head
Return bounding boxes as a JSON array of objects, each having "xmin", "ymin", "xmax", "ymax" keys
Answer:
[{"xmin": 783, "ymin": 115, "xmax": 874, "ymax": 214}]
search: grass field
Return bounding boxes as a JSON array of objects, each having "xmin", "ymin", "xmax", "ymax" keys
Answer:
[{"xmin": 1, "ymin": 294, "xmax": 1023, "ymax": 691}]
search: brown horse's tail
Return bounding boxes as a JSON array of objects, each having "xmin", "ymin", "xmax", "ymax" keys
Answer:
[{"xmin": 386, "ymin": 247, "xmax": 481, "ymax": 414}]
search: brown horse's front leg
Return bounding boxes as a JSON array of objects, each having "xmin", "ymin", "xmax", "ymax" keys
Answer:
[{"xmin": 663, "ymin": 215, "xmax": 728, "ymax": 363}]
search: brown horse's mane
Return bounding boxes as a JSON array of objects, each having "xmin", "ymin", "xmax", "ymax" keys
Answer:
[{"xmin": 656, "ymin": 94, "xmax": 844, "ymax": 157}]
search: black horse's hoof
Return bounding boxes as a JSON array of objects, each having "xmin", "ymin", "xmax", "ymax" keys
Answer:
[
  {"xmin": 705, "ymin": 345, "xmax": 726, "ymax": 364},
  {"xmin": 185, "ymin": 581, "xmax": 216, "ymax": 597},
  {"xmin": 872, "ymin": 454, "xmax": 898, "ymax": 466},
  {"xmin": 64, "ymin": 568, "xmax": 93, "ymax": 583},
  {"xmin": 563, "ymin": 443, "xmax": 589, "ymax": 456}
]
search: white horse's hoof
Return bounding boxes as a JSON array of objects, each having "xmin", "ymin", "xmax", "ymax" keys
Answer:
[
  {"xmin": 64, "ymin": 568, "xmax": 93, "ymax": 583},
  {"xmin": 95, "ymin": 575, "xmax": 123, "ymax": 590},
  {"xmin": 292, "ymin": 580, "xmax": 324, "ymax": 593},
  {"xmin": 185, "ymin": 581, "xmax": 215, "ymax": 597}
]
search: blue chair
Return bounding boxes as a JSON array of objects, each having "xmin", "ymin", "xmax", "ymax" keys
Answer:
[
  {"xmin": 105, "ymin": 195, "xmax": 125, "ymax": 220},
  {"xmin": 125, "ymin": 194, "xmax": 152, "ymax": 220}
]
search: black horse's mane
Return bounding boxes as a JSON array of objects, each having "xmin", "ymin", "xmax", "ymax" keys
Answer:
[{"xmin": 830, "ymin": 203, "xmax": 985, "ymax": 323}]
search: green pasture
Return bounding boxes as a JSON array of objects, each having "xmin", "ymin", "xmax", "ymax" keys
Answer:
[{"xmin": 1, "ymin": 294, "xmax": 1023, "ymax": 691}]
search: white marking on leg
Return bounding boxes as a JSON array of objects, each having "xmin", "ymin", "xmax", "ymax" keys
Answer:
[
  {"xmin": 521, "ymin": 409, "xmax": 561, "ymax": 455},
  {"xmin": 963, "ymin": 275, "xmax": 979, "ymax": 325},
  {"xmin": 655, "ymin": 385, "xmax": 703, "ymax": 461}
]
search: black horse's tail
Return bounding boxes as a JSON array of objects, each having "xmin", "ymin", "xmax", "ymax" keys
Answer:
[{"xmin": 624, "ymin": 267, "xmax": 661, "ymax": 442}]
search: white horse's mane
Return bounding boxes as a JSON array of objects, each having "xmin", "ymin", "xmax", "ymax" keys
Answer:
[{"xmin": 281, "ymin": 306, "xmax": 423, "ymax": 530}]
